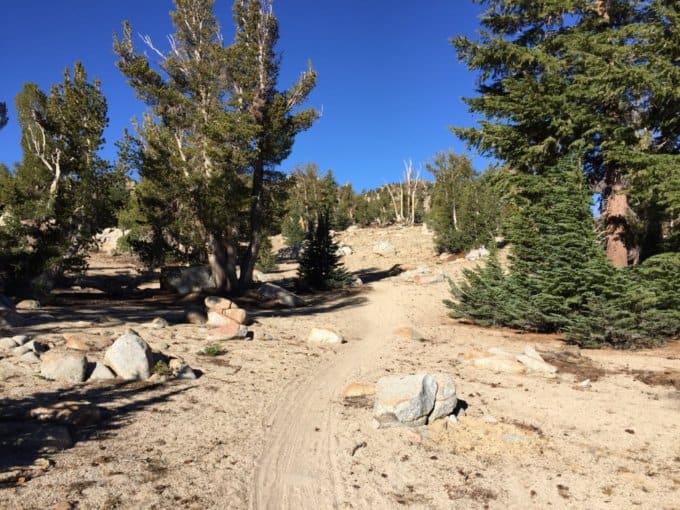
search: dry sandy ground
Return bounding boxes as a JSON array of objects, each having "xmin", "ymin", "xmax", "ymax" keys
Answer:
[{"xmin": 1, "ymin": 225, "xmax": 679, "ymax": 509}]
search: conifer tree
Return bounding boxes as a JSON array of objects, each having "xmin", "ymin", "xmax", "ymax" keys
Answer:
[
  {"xmin": 453, "ymin": 0, "xmax": 680, "ymax": 265},
  {"xmin": 297, "ymin": 210, "xmax": 351, "ymax": 290},
  {"xmin": 228, "ymin": 0, "xmax": 318, "ymax": 288},
  {"xmin": 0, "ymin": 63, "xmax": 124, "ymax": 293},
  {"xmin": 115, "ymin": 0, "xmax": 317, "ymax": 292},
  {"xmin": 426, "ymin": 151, "xmax": 499, "ymax": 254}
]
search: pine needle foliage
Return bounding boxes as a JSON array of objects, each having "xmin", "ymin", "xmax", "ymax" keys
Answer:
[
  {"xmin": 297, "ymin": 210, "xmax": 351, "ymax": 290},
  {"xmin": 447, "ymin": 159, "xmax": 680, "ymax": 348}
]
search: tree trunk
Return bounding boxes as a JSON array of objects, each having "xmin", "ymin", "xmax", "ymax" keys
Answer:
[
  {"xmin": 604, "ymin": 183, "xmax": 629, "ymax": 267},
  {"xmin": 239, "ymin": 158, "xmax": 265, "ymax": 290},
  {"xmin": 207, "ymin": 231, "xmax": 237, "ymax": 293}
]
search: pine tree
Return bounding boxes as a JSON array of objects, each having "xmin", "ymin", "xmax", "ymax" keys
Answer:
[
  {"xmin": 426, "ymin": 151, "xmax": 500, "ymax": 254},
  {"xmin": 448, "ymin": 158, "xmax": 680, "ymax": 348},
  {"xmin": 453, "ymin": 0, "xmax": 680, "ymax": 266},
  {"xmin": 229, "ymin": 0, "xmax": 319, "ymax": 288},
  {"xmin": 297, "ymin": 210, "xmax": 351, "ymax": 290},
  {"xmin": 0, "ymin": 63, "xmax": 125, "ymax": 293},
  {"xmin": 115, "ymin": 0, "xmax": 317, "ymax": 292}
]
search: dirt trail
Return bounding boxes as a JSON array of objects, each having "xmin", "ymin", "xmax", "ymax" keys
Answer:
[{"xmin": 250, "ymin": 280, "xmax": 403, "ymax": 510}]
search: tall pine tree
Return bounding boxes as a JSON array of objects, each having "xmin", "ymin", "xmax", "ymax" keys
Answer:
[
  {"xmin": 115, "ymin": 0, "xmax": 317, "ymax": 292},
  {"xmin": 453, "ymin": 0, "xmax": 680, "ymax": 266}
]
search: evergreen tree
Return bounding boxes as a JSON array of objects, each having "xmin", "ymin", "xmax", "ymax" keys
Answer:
[
  {"xmin": 297, "ymin": 210, "xmax": 351, "ymax": 290},
  {"xmin": 228, "ymin": 0, "xmax": 318, "ymax": 288},
  {"xmin": 426, "ymin": 151, "xmax": 500, "ymax": 253},
  {"xmin": 448, "ymin": 158, "xmax": 680, "ymax": 348},
  {"xmin": 115, "ymin": 0, "xmax": 317, "ymax": 292},
  {"xmin": 453, "ymin": 0, "xmax": 680, "ymax": 266},
  {"xmin": 281, "ymin": 164, "xmax": 338, "ymax": 244},
  {"xmin": 0, "ymin": 63, "xmax": 125, "ymax": 293}
]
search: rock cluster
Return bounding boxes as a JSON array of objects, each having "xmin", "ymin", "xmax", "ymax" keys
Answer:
[
  {"xmin": 373, "ymin": 373, "xmax": 457, "ymax": 428},
  {"xmin": 205, "ymin": 296, "xmax": 249, "ymax": 340},
  {"xmin": 0, "ymin": 330, "xmax": 196, "ymax": 384}
]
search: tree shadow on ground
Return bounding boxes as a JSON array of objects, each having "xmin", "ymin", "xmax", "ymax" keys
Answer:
[
  {"xmin": 354, "ymin": 265, "xmax": 403, "ymax": 284},
  {"xmin": 0, "ymin": 380, "xmax": 194, "ymax": 483},
  {"xmin": 245, "ymin": 286, "xmax": 371, "ymax": 320}
]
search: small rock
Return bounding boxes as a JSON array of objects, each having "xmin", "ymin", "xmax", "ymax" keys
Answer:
[
  {"xmin": 89, "ymin": 362, "xmax": 116, "ymax": 381},
  {"xmin": 258, "ymin": 283, "xmax": 305, "ymax": 308},
  {"xmin": 342, "ymin": 383, "xmax": 376, "ymax": 398},
  {"xmin": 336, "ymin": 245, "xmax": 353, "ymax": 256},
  {"xmin": 222, "ymin": 307, "xmax": 248, "ymax": 325},
  {"xmin": 40, "ymin": 352, "xmax": 88, "ymax": 383},
  {"xmin": 104, "ymin": 331, "xmax": 153, "ymax": 380},
  {"xmin": 204, "ymin": 296, "xmax": 236, "ymax": 312},
  {"xmin": 398, "ymin": 266, "xmax": 430, "ymax": 282},
  {"xmin": 577, "ymin": 379, "xmax": 591, "ymax": 388},
  {"xmin": 207, "ymin": 311, "xmax": 240, "ymax": 328},
  {"xmin": 12, "ymin": 344, "xmax": 31, "ymax": 356},
  {"xmin": 0, "ymin": 337, "xmax": 18, "ymax": 349},
  {"xmin": 482, "ymin": 415, "xmax": 498, "ymax": 424},
  {"xmin": 169, "ymin": 358, "xmax": 197, "ymax": 380},
  {"xmin": 349, "ymin": 276, "xmax": 363, "ymax": 287},
  {"xmin": 147, "ymin": 317, "xmax": 169, "ymax": 329},
  {"xmin": 472, "ymin": 356, "xmax": 525, "ymax": 374},
  {"xmin": 19, "ymin": 351, "xmax": 41, "ymax": 364},
  {"xmin": 308, "ymin": 327, "xmax": 344, "ymax": 345},
  {"xmin": 63, "ymin": 333, "xmax": 111, "ymax": 352},
  {"xmin": 12, "ymin": 335, "xmax": 29, "ymax": 345},
  {"xmin": 516, "ymin": 354, "xmax": 558, "ymax": 374},
  {"xmin": 16, "ymin": 299, "xmax": 41, "ymax": 310},
  {"xmin": 373, "ymin": 373, "xmax": 437, "ymax": 428},
  {"xmin": 207, "ymin": 323, "xmax": 249, "ymax": 341},
  {"xmin": 373, "ymin": 241, "xmax": 397, "ymax": 256}
]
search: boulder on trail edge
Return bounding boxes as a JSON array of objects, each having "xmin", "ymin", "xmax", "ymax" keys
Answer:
[
  {"xmin": 373, "ymin": 374, "xmax": 437, "ymax": 428},
  {"xmin": 373, "ymin": 373, "xmax": 458, "ymax": 428},
  {"xmin": 160, "ymin": 265, "xmax": 215, "ymax": 295},
  {"xmin": 372, "ymin": 240, "xmax": 397, "ymax": 256}
]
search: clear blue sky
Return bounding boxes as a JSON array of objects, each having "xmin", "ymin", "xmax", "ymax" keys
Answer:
[{"xmin": 0, "ymin": 0, "xmax": 488, "ymax": 191}]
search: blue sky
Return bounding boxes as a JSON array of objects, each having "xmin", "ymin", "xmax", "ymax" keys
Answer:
[{"xmin": 0, "ymin": 0, "xmax": 488, "ymax": 191}]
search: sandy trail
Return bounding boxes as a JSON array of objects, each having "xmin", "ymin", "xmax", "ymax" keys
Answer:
[{"xmin": 250, "ymin": 280, "xmax": 401, "ymax": 510}]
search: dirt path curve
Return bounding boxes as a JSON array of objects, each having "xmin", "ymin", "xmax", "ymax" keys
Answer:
[{"xmin": 249, "ymin": 280, "xmax": 406, "ymax": 510}]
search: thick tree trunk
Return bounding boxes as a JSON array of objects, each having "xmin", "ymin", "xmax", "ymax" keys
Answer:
[
  {"xmin": 207, "ymin": 231, "xmax": 237, "ymax": 293},
  {"xmin": 604, "ymin": 183, "xmax": 630, "ymax": 267}
]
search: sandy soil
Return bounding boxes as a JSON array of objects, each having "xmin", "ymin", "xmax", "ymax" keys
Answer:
[{"xmin": 1, "ymin": 225, "xmax": 679, "ymax": 509}]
